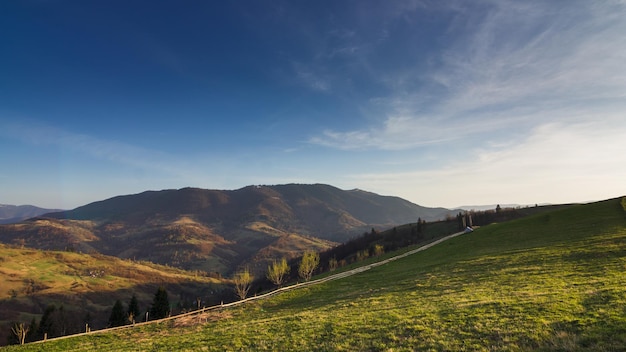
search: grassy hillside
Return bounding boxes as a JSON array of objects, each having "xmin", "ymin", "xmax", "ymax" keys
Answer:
[
  {"xmin": 4, "ymin": 197, "xmax": 626, "ymax": 351},
  {"xmin": 0, "ymin": 246, "xmax": 227, "ymax": 346}
]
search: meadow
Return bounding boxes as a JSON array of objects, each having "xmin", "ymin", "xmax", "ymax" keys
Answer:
[{"xmin": 4, "ymin": 197, "xmax": 626, "ymax": 351}]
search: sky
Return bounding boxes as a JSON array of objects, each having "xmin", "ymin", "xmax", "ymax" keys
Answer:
[{"xmin": 1, "ymin": 0, "xmax": 625, "ymax": 210}]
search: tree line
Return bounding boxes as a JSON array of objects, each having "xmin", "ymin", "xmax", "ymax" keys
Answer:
[
  {"xmin": 232, "ymin": 250, "xmax": 321, "ymax": 300},
  {"xmin": 235, "ymin": 206, "xmax": 521, "ymax": 299},
  {"xmin": 7, "ymin": 287, "xmax": 172, "ymax": 345}
]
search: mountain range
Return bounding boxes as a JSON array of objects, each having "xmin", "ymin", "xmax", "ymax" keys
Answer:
[
  {"xmin": 0, "ymin": 204, "xmax": 64, "ymax": 224},
  {"xmin": 0, "ymin": 184, "xmax": 457, "ymax": 276}
]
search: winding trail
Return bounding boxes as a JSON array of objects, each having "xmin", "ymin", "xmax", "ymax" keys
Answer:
[{"xmin": 32, "ymin": 230, "xmax": 466, "ymax": 344}]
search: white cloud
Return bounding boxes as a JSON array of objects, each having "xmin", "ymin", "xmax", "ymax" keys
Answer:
[
  {"xmin": 310, "ymin": 0, "xmax": 626, "ymax": 151},
  {"xmin": 345, "ymin": 116, "xmax": 626, "ymax": 207}
]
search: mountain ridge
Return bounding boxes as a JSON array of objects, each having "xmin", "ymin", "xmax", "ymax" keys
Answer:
[
  {"xmin": 0, "ymin": 184, "xmax": 457, "ymax": 276},
  {"xmin": 0, "ymin": 204, "xmax": 65, "ymax": 224}
]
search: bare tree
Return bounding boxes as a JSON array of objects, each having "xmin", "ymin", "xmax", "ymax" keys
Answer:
[
  {"xmin": 328, "ymin": 257, "xmax": 338, "ymax": 272},
  {"xmin": 11, "ymin": 322, "xmax": 29, "ymax": 345},
  {"xmin": 233, "ymin": 268, "xmax": 253, "ymax": 300},
  {"xmin": 298, "ymin": 251, "xmax": 320, "ymax": 281},
  {"xmin": 267, "ymin": 258, "xmax": 290, "ymax": 287}
]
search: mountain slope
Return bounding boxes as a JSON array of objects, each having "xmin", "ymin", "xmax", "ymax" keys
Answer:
[
  {"xmin": 0, "ymin": 184, "xmax": 451, "ymax": 276},
  {"xmin": 9, "ymin": 196, "xmax": 624, "ymax": 350},
  {"xmin": 0, "ymin": 244, "xmax": 227, "ymax": 346},
  {"xmin": 45, "ymin": 184, "xmax": 449, "ymax": 238}
]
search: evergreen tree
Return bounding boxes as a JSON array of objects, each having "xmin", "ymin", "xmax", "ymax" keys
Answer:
[
  {"xmin": 57, "ymin": 305, "xmax": 67, "ymax": 336},
  {"xmin": 149, "ymin": 287, "xmax": 170, "ymax": 320},
  {"xmin": 83, "ymin": 312, "xmax": 92, "ymax": 332},
  {"xmin": 127, "ymin": 294, "xmax": 141, "ymax": 324},
  {"xmin": 37, "ymin": 304, "xmax": 56, "ymax": 339},
  {"xmin": 25, "ymin": 318, "xmax": 38, "ymax": 343},
  {"xmin": 108, "ymin": 300, "xmax": 126, "ymax": 327}
]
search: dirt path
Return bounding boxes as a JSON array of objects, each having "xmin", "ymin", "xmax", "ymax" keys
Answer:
[{"xmin": 31, "ymin": 230, "xmax": 465, "ymax": 344}]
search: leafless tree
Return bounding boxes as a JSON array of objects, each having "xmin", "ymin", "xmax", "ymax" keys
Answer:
[
  {"xmin": 11, "ymin": 322, "xmax": 29, "ymax": 345},
  {"xmin": 267, "ymin": 258, "xmax": 290, "ymax": 287},
  {"xmin": 373, "ymin": 244, "xmax": 384, "ymax": 257},
  {"xmin": 328, "ymin": 257, "xmax": 338, "ymax": 272},
  {"xmin": 298, "ymin": 251, "xmax": 320, "ymax": 281},
  {"xmin": 233, "ymin": 269, "xmax": 253, "ymax": 300}
]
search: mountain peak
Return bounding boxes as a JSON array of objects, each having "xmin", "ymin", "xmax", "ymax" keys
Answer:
[{"xmin": 1, "ymin": 184, "xmax": 457, "ymax": 275}]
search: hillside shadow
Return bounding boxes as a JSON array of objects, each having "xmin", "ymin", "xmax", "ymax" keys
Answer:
[{"xmin": 0, "ymin": 279, "xmax": 232, "ymax": 346}]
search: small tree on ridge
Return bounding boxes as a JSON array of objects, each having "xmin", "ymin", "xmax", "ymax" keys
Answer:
[
  {"xmin": 233, "ymin": 268, "xmax": 253, "ymax": 300},
  {"xmin": 298, "ymin": 251, "xmax": 320, "ymax": 282},
  {"xmin": 267, "ymin": 258, "xmax": 290, "ymax": 287}
]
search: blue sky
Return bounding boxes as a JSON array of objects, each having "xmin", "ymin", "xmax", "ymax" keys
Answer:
[{"xmin": 1, "ymin": 0, "xmax": 625, "ymax": 209}]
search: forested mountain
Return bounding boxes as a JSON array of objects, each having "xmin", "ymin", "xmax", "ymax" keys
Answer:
[{"xmin": 0, "ymin": 184, "xmax": 456, "ymax": 276}]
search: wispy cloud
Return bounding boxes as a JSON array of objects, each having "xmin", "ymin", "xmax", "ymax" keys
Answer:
[
  {"xmin": 0, "ymin": 119, "xmax": 188, "ymax": 178},
  {"xmin": 309, "ymin": 0, "xmax": 626, "ymax": 151},
  {"xmin": 293, "ymin": 62, "xmax": 331, "ymax": 92},
  {"xmin": 345, "ymin": 114, "xmax": 626, "ymax": 206}
]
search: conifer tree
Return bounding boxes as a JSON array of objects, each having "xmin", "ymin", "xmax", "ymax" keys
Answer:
[
  {"xmin": 37, "ymin": 304, "xmax": 56, "ymax": 339},
  {"xmin": 127, "ymin": 294, "xmax": 141, "ymax": 324},
  {"xmin": 25, "ymin": 318, "xmax": 38, "ymax": 343},
  {"xmin": 149, "ymin": 287, "xmax": 170, "ymax": 320},
  {"xmin": 108, "ymin": 300, "xmax": 126, "ymax": 327}
]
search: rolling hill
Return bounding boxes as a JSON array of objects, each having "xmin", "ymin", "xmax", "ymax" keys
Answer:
[
  {"xmin": 0, "ymin": 184, "xmax": 455, "ymax": 276},
  {"xmin": 6, "ymin": 196, "xmax": 624, "ymax": 350},
  {"xmin": 0, "ymin": 244, "xmax": 227, "ymax": 346}
]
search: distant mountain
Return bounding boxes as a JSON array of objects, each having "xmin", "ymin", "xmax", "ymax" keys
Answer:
[
  {"xmin": 0, "ymin": 184, "xmax": 456, "ymax": 276},
  {"xmin": 0, "ymin": 204, "xmax": 64, "ymax": 224},
  {"xmin": 456, "ymin": 204, "xmax": 520, "ymax": 212},
  {"xmin": 457, "ymin": 203, "xmax": 551, "ymax": 212}
]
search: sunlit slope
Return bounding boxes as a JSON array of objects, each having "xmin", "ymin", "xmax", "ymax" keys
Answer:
[
  {"xmin": 0, "ymin": 246, "xmax": 225, "ymax": 346},
  {"xmin": 7, "ymin": 197, "xmax": 626, "ymax": 351}
]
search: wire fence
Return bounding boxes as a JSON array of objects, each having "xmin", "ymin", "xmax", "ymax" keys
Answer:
[{"xmin": 29, "ymin": 231, "xmax": 465, "ymax": 345}]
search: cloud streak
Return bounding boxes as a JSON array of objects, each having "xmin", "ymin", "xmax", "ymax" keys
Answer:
[
  {"xmin": 309, "ymin": 0, "xmax": 626, "ymax": 151},
  {"xmin": 0, "ymin": 119, "xmax": 189, "ymax": 178},
  {"xmin": 345, "ymin": 115, "xmax": 626, "ymax": 207}
]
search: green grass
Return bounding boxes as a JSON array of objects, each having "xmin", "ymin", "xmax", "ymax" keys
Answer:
[
  {"xmin": 5, "ymin": 197, "xmax": 626, "ymax": 351},
  {"xmin": 0, "ymin": 246, "xmax": 227, "ymax": 345}
]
